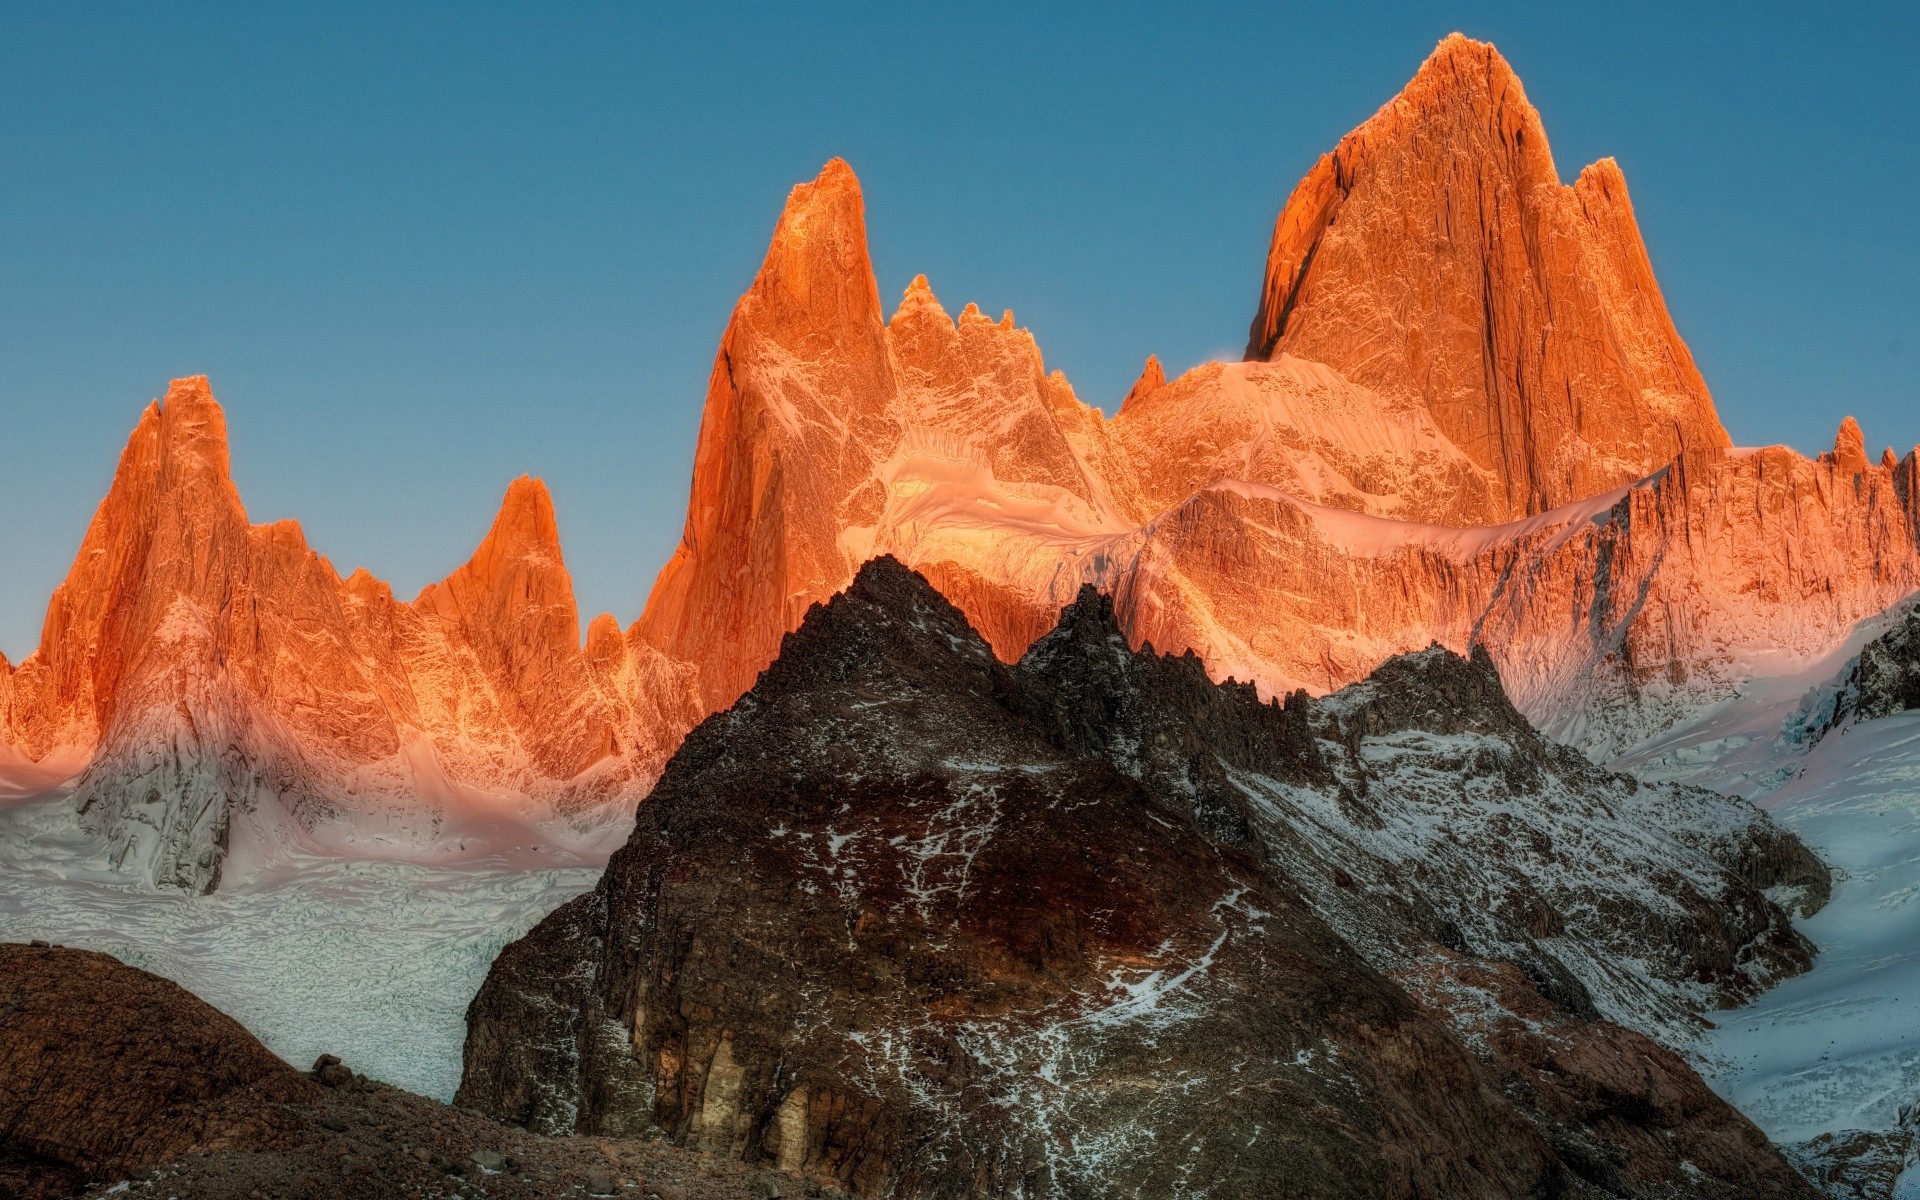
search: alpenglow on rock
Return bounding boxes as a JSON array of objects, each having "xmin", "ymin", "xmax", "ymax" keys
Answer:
[
  {"xmin": 0, "ymin": 378, "xmax": 698, "ymax": 891},
  {"xmin": 460, "ymin": 558, "xmax": 1822, "ymax": 1199},
  {"xmin": 6, "ymin": 36, "xmax": 1918, "ymax": 889},
  {"xmin": 1244, "ymin": 33, "xmax": 1730, "ymax": 518}
]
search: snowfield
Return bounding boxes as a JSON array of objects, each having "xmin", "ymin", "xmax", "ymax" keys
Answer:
[
  {"xmin": 1672, "ymin": 710, "xmax": 1920, "ymax": 1141},
  {"xmin": 1617, "ymin": 609, "xmax": 1920, "ymax": 1172},
  {"xmin": 0, "ymin": 786, "xmax": 599, "ymax": 1100}
]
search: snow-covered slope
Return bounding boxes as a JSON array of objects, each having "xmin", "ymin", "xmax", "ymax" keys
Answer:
[
  {"xmin": 0, "ymin": 774, "xmax": 595, "ymax": 1100},
  {"xmin": 1613, "ymin": 603, "xmax": 1920, "ymax": 1190}
]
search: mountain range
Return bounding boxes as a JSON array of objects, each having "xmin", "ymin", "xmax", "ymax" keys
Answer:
[{"xmin": 2, "ymin": 32, "xmax": 1916, "ymax": 900}]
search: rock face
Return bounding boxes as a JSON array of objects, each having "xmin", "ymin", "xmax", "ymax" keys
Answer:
[
  {"xmin": 1244, "ymin": 33, "xmax": 1729, "ymax": 518},
  {"xmin": 461, "ymin": 559, "xmax": 1821, "ymax": 1199},
  {"xmin": 0, "ymin": 942, "xmax": 314, "ymax": 1198},
  {"xmin": 1815, "ymin": 602, "xmax": 1920, "ymax": 740},
  {"xmin": 1849, "ymin": 606, "xmax": 1920, "ymax": 722},
  {"xmin": 0, "ymin": 378, "xmax": 699, "ymax": 891},
  {"xmin": 619, "ymin": 64, "xmax": 1920, "ymax": 758}
]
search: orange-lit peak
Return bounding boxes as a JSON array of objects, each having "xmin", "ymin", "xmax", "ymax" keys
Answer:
[
  {"xmin": 1832, "ymin": 417, "xmax": 1871, "ymax": 473},
  {"xmin": 1884, "ymin": 447, "xmax": 1901, "ymax": 471},
  {"xmin": 1405, "ymin": 33, "xmax": 1527, "ymax": 105},
  {"xmin": 1119, "ymin": 355, "xmax": 1165, "ymax": 414},
  {"xmin": 164, "ymin": 374, "xmax": 216, "ymax": 402},
  {"xmin": 765, "ymin": 158, "xmax": 867, "ymax": 256},
  {"xmin": 743, "ymin": 157, "xmax": 883, "ymax": 342},
  {"xmin": 890, "ymin": 273, "xmax": 950, "ymax": 325},
  {"xmin": 482, "ymin": 476, "xmax": 563, "ymax": 562}
]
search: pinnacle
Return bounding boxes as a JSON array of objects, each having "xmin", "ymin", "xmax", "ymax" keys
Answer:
[
  {"xmin": 478, "ymin": 476, "xmax": 563, "ymax": 563},
  {"xmin": 744, "ymin": 156, "xmax": 883, "ymax": 335},
  {"xmin": 1410, "ymin": 32, "xmax": 1521, "ymax": 95},
  {"xmin": 165, "ymin": 375, "xmax": 215, "ymax": 402},
  {"xmin": 890, "ymin": 273, "xmax": 949, "ymax": 325},
  {"xmin": 1120, "ymin": 355, "xmax": 1165, "ymax": 414},
  {"xmin": 777, "ymin": 158, "xmax": 865, "ymax": 224},
  {"xmin": 815, "ymin": 156, "xmax": 858, "ymax": 187},
  {"xmin": 1832, "ymin": 416, "xmax": 1871, "ymax": 473}
]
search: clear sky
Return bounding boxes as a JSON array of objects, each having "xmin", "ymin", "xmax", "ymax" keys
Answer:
[{"xmin": 3, "ymin": 2, "xmax": 1917, "ymax": 660}]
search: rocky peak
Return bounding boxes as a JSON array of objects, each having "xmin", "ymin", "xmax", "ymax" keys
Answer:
[
  {"xmin": 1320, "ymin": 642, "xmax": 1538, "ymax": 743},
  {"xmin": 463, "ymin": 557, "xmax": 1824, "ymax": 1199},
  {"xmin": 737, "ymin": 157, "xmax": 887, "ymax": 364},
  {"xmin": 1118, "ymin": 354, "xmax": 1164, "ymax": 413},
  {"xmin": 1244, "ymin": 34, "xmax": 1729, "ymax": 518},
  {"xmin": 417, "ymin": 477, "xmax": 577, "ymax": 642},
  {"xmin": 750, "ymin": 555, "xmax": 1006, "ymax": 703},
  {"xmin": 1827, "ymin": 415, "xmax": 1872, "ymax": 473}
]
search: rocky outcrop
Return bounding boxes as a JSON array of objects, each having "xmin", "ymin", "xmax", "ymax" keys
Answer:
[
  {"xmin": 462, "ymin": 559, "xmax": 1820, "ymax": 1198},
  {"xmin": 0, "ymin": 943, "xmax": 811, "ymax": 1200},
  {"xmin": 0, "ymin": 942, "xmax": 314, "ymax": 1198},
  {"xmin": 1244, "ymin": 33, "xmax": 1729, "ymax": 518},
  {"xmin": 1850, "ymin": 607, "xmax": 1920, "ymax": 722},
  {"xmin": 1815, "ymin": 603, "xmax": 1920, "ymax": 742}
]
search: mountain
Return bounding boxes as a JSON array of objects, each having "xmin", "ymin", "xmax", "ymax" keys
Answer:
[
  {"xmin": 624, "ymin": 102, "xmax": 1920, "ymax": 759},
  {"xmin": 460, "ymin": 558, "xmax": 1821, "ymax": 1199},
  {"xmin": 5, "ymin": 34, "xmax": 1917, "ymax": 892},
  {"xmin": 0, "ymin": 378, "xmax": 699, "ymax": 891},
  {"xmin": 1244, "ymin": 33, "xmax": 1730, "ymax": 518}
]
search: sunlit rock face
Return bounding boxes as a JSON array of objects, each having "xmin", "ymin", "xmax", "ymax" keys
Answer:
[
  {"xmin": 631, "ymin": 161, "xmax": 1135, "ymax": 711},
  {"xmin": 627, "ymin": 138, "xmax": 1920, "ymax": 761},
  {"xmin": 0, "ymin": 378, "xmax": 699, "ymax": 891},
  {"xmin": 1245, "ymin": 33, "xmax": 1730, "ymax": 519}
]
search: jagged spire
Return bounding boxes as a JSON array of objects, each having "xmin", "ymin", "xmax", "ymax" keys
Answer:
[
  {"xmin": 1828, "ymin": 416, "xmax": 1870, "ymax": 473},
  {"xmin": 1119, "ymin": 355, "xmax": 1165, "ymax": 414}
]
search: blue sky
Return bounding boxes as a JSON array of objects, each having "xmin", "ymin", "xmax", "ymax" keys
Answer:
[{"xmin": 3, "ymin": 2, "xmax": 1916, "ymax": 659}]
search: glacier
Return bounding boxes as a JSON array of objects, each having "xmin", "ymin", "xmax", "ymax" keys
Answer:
[{"xmin": 0, "ymin": 779, "xmax": 598, "ymax": 1101}]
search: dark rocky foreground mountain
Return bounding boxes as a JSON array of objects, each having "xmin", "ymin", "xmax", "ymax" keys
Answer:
[
  {"xmin": 460, "ymin": 557, "xmax": 1827, "ymax": 1200},
  {"xmin": 0, "ymin": 945, "xmax": 796, "ymax": 1200}
]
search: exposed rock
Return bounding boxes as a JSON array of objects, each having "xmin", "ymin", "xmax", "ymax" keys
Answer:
[
  {"xmin": 463, "ymin": 559, "xmax": 1819, "ymax": 1199},
  {"xmin": 1851, "ymin": 607, "xmax": 1920, "ymax": 722},
  {"xmin": 1818, "ymin": 604, "xmax": 1920, "ymax": 740},
  {"xmin": 1244, "ymin": 33, "xmax": 1730, "ymax": 517},
  {"xmin": 5, "ymin": 39, "xmax": 1914, "ymax": 896},
  {"xmin": 0, "ymin": 943, "xmax": 314, "ymax": 1197},
  {"xmin": 1826, "ymin": 417, "xmax": 1872, "ymax": 474},
  {"xmin": 0, "ymin": 943, "xmax": 796, "ymax": 1200},
  {"xmin": 632, "ymin": 164, "xmax": 1136, "ymax": 710},
  {"xmin": 1115, "ymin": 353, "xmax": 1163, "ymax": 413},
  {"xmin": 619, "ymin": 145, "xmax": 1920, "ymax": 765}
]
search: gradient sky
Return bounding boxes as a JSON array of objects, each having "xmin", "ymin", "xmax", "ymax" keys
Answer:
[{"xmin": 3, "ymin": 2, "xmax": 1917, "ymax": 660}]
